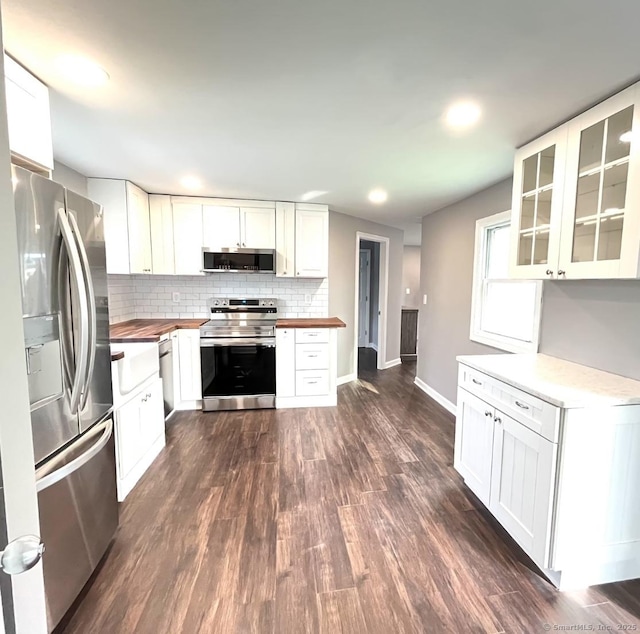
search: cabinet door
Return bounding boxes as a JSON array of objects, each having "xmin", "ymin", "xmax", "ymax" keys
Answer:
[
  {"xmin": 126, "ymin": 182, "xmax": 152, "ymax": 274},
  {"xmin": 295, "ymin": 206, "xmax": 328, "ymax": 278},
  {"xmin": 172, "ymin": 203, "xmax": 204, "ymax": 275},
  {"xmin": 276, "ymin": 202, "xmax": 295, "ymax": 277},
  {"xmin": 140, "ymin": 379, "xmax": 165, "ymax": 447},
  {"xmin": 509, "ymin": 127, "xmax": 568, "ymax": 280},
  {"xmin": 454, "ymin": 388, "xmax": 495, "ymax": 505},
  {"xmin": 150, "ymin": 195, "xmax": 175, "ymax": 274},
  {"xmin": 202, "ymin": 205, "xmax": 240, "ymax": 248},
  {"xmin": 241, "ymin": 208, "xmax": 276, "ymax": 249},
  {"xmin": 559, "ymin": 84, "xmax": 640, "ymax": 279},
  {"xmin": 4, "ymin": 54, "xmax": 53, "ymax": 170},
  {"xmin": 177, "ymin": 330, "xmax": 202, "ymax": 402},
  {"xmin": 276, "ymin": 329, "xmax": 296, "ymax": 397},
  {"xmin": 115, "ymin": 396, "xmax": 143, "ymax": 479},
  {"xmin": 489, "ymin": 412, "xmax": 556, "ymax": 568}
]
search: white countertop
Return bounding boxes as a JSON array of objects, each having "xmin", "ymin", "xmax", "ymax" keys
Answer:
[{"xmin": 456, "ymin": 353, "xmax": 640, "ymax": 408}]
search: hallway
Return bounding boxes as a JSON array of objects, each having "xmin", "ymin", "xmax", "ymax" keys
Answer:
[{"xmin": 60, "ymin": 364, "xmax": 640, "ymax": 633}]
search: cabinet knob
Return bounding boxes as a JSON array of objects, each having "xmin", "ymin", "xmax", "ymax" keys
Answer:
[
  {"xmin": 494, "ymin": 416, "xmax": 502, "ymax": 424},
  {"xmin": 242, "ymin": 242, "xmax": 246, "ymax": 247},
  {"xmin": 484, "ymin": 410, "xmax": 492, "ymax": 417},
  {"xmin": 558, "ymin": 270, "xmax": 566, "ymax": 276},
  {"xmin": 237, "ymin": 242, "xmax": 240, "ymax": 247},
  {"xmin": 545, "ymin": 269, "xmax": 554, "ymax": 276}
]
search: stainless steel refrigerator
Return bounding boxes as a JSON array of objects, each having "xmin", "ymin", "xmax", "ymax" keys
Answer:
[{"xmin": 12, "ymin": 165, "xmax": 118, "ymax": 631}]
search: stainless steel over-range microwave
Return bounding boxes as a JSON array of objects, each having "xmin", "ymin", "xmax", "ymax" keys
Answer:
[{"xmin": 202, "ymin": 247, "xmax": 276, "ymax": 273}]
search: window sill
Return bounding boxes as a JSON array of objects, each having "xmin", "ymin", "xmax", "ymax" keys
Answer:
[{"xmin": 470, "ymin": 330, "xmax": 538, "ymax": 354}]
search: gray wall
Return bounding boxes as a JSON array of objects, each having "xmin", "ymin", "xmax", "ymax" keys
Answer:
[
  {"xmin": 361, "ymin": 240, "xmax": 380, "ymax": 347},
  {"xmin": 52, "ymin": 160, "xmax": 88, "ymax": 196},
  {"xmin": 402, "ymin": 245, "xmax": 421, "ymax": 308},
  {"xmin": 417, "ymin": 179, "xmax": 510, "ymax": 404},
  {"xmin": 329, "ymin": 211, "xmax": 404, "ymax": 378},
  {"xmin": 540, "ymin": 280, "xmax": 640, "ymax": 381}
]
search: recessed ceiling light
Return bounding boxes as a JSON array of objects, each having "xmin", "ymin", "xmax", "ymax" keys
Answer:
[
  {"xmin": 180, "ymin": 176, "xmax": 202, "ymax": 190},
  {"xmin": 57, "ymin": 55, "xmax": 109, "ymax": 87},
  {"xmin": 368, "ymin": 189, "xmax": 388, "ymax": 204},
  {"xmin": 620, "ymin": 131, "xmax": 634, "ymax": 143},
  {"xmin": 300, "ymin": 190, "xmax": 328, "ymax": 202},
  {"xmin": 445, "ymin": 100, "xmax": 482, "ymax": 130}
]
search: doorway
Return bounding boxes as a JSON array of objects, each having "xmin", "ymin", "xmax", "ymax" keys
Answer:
[{"xmin": 354, "ymin": 233, "xmax": 389, "ymax": 378}]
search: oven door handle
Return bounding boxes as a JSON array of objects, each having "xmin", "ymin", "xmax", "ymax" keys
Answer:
[{"xmin": 200, "ymin": 338, "xmax": 276, "ymax": 347}]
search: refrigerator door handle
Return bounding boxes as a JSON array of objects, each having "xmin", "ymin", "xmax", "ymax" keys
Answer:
[
  {"xmin": 35, "ymin": 418, "xmax": 113, "ymax": 493},
  {"xmin": 57, "ymin": 208, "xmax": 89, "ymax": 415},
  {"xmin": 67, "ymin": 212, "xmax": 97, "ymax": 411}
]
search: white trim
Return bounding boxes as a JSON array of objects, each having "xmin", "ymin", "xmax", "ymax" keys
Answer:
[
  {"xmin": 276, "ymin": 394, "xmax": 337, "ymax": 409},
  {"xmin": 367, "ymin": 342, "xmax": 379, "ymax": 352},
  {"xmin": 353, "ymin": 232, "xmax": 390, "ymax": 375},
  {"xmin": 470, "ymin": 211, "xmax": 542, "ymax": 354},
  {"xmin": 414, "ymin": 376, "xmax": 457, "ymax": 416},
  {"xmin": 384, "ymin": 358, "xmax": 402, "ymax": 369},
  {"xmin": 337, "ymin": 373, "xmax": 357, "ymax": 386}
]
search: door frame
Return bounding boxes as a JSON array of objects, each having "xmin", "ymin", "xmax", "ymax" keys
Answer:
[
  {"xmin": 353, "ymin": 232, "xmax": 389, "ymax": 373},
  {"xmin": 357, "ymin": 249, "xmax": 371, "ymax": 347}
]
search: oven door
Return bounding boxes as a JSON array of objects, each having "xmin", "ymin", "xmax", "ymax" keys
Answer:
[{"xmin": 200, "ymin": 338, "xmax": 276, "ymax": 411}]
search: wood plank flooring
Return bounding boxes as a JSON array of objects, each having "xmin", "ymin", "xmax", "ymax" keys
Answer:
[{"xmin": 58, "ymin": 362, "xmax": 640, "ymax": 633}]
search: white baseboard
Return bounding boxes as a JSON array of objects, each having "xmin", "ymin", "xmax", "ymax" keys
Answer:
[
  {"xmin": 337, "ymin": 373, "xmax": 357, "ymax": 386},
  {"xmin": 383, "ymin": 358, "xmax": 401, "ymax": 369},
  {"xmin": 276, "ymin": 394, "xmax": 337, "ymax": 409},
  {"xmin": 414, "ymin": 376, "xmax": 457, "ymax": 416}
]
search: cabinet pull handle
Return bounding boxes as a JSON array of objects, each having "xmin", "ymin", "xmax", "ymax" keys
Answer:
[
  {"xmin": 484, "ymin": 410, "xmax": 492, "ymax": 417},
  {"xmin": 515, "ymin": 400, "xmax": 529, "ymax": 410},
  {"xmin": 494, "ymin": 416, "xmax": 502, "ymax": 424},
  {"xmin": 546, "ymin": 269, "xmax": 554, "ymax": 276},
  {"xmin": 308, "ymin": 381, "xmax": 318, "ymax": 384},
  {"xmin": 558, "ymin": 270, "xmax": 566, "ymax": 276},
  {"xmin": 472, "ymin": 378, "xmax": 482, "ymax": 385},
  {"xmin": 308, "ymin": 354, "xmax": 318, "ymax": 358}
]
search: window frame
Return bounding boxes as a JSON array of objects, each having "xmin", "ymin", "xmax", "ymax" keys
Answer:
[{"xmin": 469, "ymin": 210, "xmax": 543, "ymax": 354}]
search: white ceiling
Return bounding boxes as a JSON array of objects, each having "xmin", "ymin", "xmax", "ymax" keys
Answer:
[{"xmin": 4, "ymin": 0, "xmax": 640, "ymax": 245}]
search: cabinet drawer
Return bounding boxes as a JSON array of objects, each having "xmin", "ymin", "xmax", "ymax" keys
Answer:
[
  {"xmin": 295, "ymin": 329, "xmax": 330, "ymax": 344},
  {"xmin": 458, "ymin": 364, "xmax": 560, "ymax": 442},
  {"xmin": 296, "ymin": 370, "xmax": 330, "ymax": 396},
  {"xmin": 295, "ymin": 343, "xmax": 329, "ymax": 370}
]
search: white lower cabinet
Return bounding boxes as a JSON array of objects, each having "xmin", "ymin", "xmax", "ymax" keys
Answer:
[
  {"xmin": 174, "ymin": 329, "xmax": 202, "ymax": 408},
  {"xmin": 276, "ymin": 328, "xmax": 337, "ymax": 407},
  {"xmin": 456, "ymin": 361, "xmax": 640, "ymax": 590},
  {"xmin": 114, "ymin": 377, "xmax": 165, "ymax": 501}
]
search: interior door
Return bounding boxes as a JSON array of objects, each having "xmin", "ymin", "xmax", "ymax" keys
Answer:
[
  {"xmin": 358, "ymin": 249, "xmax": 370, "ymax": 347},
  {"xmin": 66, "ymin": 191, "xmax": 113, "ymax": 433}
]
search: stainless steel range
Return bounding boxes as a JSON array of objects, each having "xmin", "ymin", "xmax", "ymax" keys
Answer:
[{"xmin": 199, "ymin": 298, "xmax": 277, "ymax": 411}]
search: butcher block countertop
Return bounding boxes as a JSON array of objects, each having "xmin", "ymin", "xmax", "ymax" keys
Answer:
[
  {"xmin": 110, "ymin": 318, "xmax": 209, "ymax": 343},
  {"xmin": 276, "ymin": 317, "xmax": 346, "ymax": 329}
]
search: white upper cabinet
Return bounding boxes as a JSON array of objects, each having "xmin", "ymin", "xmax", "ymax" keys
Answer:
[
  {"xmin": 509, "ymin": 127, "xmax": 568, "ymax": 280},
  {"xmin": 203, "ymin": 205, "xmax": 240, "ymax": 248},
  {"xmin": 87, "ymin": 179, "xmax": 152, "ymax": 274},
  {"xmin": 202, "ymin": 203, "xmax": 275, "ymax": 249},
  {"xmin": 510, "ymin": 81, "xmax": 640, "ymax": 280},
  {"xmin": 294, "ymin": 204, "xmax": 329, "ymax": 278},
  {"xmin": 241, "ymin": 208, "xmax": 276, "ymax": 248},
  {"xmin": 4, "ymin": 54, "xmax": 53, "ymax": 171},
  {"xmin": 276, "ymin": 202, "xmax": 295, "ymax": 277},
  {"xmin": 172, "ymin": 202, "xmax": 203, "ymax": 275},
  {"xmin": 559, "ymin": 85, "xmax": 640, "ymax": 279},
  {"xmin": 149, "ymin": 195, "xmax": 175, "ymax": 274}
]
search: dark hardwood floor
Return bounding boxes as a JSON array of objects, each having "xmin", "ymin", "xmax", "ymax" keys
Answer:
[{"xmin": 60, "ymin": 363, "xmax": 640, "ymax": 633}]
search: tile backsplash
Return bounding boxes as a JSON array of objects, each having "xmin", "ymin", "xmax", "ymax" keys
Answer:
[{"xmin": 107, "ymin": 274, "xmax": 328, "ymax": 323}]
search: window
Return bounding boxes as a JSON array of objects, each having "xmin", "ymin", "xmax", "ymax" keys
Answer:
[{"xmin": 470, "ymin": 211, "xmax": 542, "ymax": 353}]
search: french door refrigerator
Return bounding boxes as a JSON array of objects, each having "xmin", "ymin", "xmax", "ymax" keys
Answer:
[{"xmin": 12, "ymin": 165, "xmax": 118, "ymax": 632}]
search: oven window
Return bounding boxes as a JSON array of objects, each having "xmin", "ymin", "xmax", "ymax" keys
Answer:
[{"xmin": 201, "ymin": 344, "xmax": 276, "ymax": 397}]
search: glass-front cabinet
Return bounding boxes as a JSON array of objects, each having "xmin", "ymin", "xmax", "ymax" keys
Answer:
[
  {"xmin": 509, "ymin": 127, "xmax": 568, "ymax": 279},
  {"xmin": 559, "ymin": 85, "xmax": 640, "ymax": 278}
]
